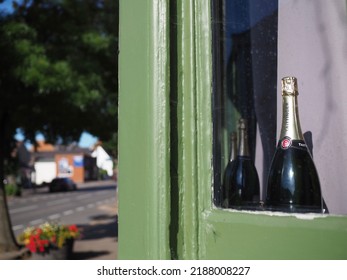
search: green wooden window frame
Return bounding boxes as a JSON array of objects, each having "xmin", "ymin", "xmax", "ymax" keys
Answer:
[
  {"xmin": 118, "ymin": 0, "xmax": 171, "ymax": 259},
  {"xmin": 118, "ymin": 0, "xmax": 347, "ymax": 260}
]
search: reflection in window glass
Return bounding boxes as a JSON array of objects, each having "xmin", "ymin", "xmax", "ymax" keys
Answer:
[{"xmin": 212, "ymin": 0, "xmax": 278, "ymax": 207}]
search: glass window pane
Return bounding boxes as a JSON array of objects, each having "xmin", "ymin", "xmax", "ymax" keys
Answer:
[
  {"xmin": 212, "ymin": 0, "xmax": 278, "ymax": 207},
  {"xmin": 212, "ymin": 0, "xmax": 347, "ymax": 215}
]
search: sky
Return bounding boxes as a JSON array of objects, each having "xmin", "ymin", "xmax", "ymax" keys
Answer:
[
  {"xmin": 0, "ymin": 0, "xmax": 17, "ymax": 13},
  {"xmin": 15, "ymin": 130, "xmax": 98, "ymax": 148},
  {"xmin": 36, "ymin": 131, "xmax": 98, "ymax": 148},
  {"xmin": 78, "ymin": 132, "xmax": 99, "ymax": 148}
]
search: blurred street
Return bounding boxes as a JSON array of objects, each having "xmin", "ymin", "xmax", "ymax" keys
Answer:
[{"xmin": 7, "ymin": 180, "xmax": 118, "ymax": 260}]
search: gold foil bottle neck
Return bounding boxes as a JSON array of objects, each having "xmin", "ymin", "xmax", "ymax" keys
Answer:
[
  {"xmin": 229, "ymin": 131, "xmax": 237, "ymax": 162},
  {"xmin": 279, "ymin": 76, "xmax": 304, "ymax": 140},
  {"xmin": 238, "ymin": 118, "xmax": 250, "ymax": 157},
  {"xmin": 282, "ymin": 76, "xmax": 298, "ymax": 96}
]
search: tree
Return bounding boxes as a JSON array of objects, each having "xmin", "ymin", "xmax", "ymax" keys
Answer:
[
  {"xmin": 1, "ymin": 0, "xmax": 118, "ymax": 144},
  {"xmin": 0, "ymin": 0, "xmax": 118, "ymax": 256}
]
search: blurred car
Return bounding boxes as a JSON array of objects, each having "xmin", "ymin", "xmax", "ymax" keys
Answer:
[{"xmin": 49, "ymin": 178, "xmax": 77, "ymax": 192}]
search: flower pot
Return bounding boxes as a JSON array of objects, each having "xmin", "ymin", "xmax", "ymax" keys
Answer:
[{"xmin": 31, "ymin": 238, "xmax": 74, "ymax": 260}]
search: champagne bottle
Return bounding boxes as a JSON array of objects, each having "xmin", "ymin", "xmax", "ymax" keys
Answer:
[
  {"xmin": 221, "ymin": 131, "xmax": 237, "ymax": 208},
  {"xmin": 228, "ymin": 119, "xmax": 260, "ymax": 209},
  {"xmin": 266, "ymin": 77, "xmax": 325, "ymax": 213}
]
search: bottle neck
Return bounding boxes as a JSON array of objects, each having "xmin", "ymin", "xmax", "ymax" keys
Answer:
[
  {"xmin": 238, "ymin": 128, "xmax": 250, "ymax": 157},
  {"xmin": 279, "ymin": 95, "xmax": 304, "ymax": 140},
  {"xmin": 229, "ymin": 136, "xmax": 237, "ymax": 162}
]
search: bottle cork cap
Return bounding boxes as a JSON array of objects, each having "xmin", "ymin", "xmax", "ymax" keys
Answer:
[{"xmin": 281, "ymin": 76, "xmax": 298, "ymax": 96}]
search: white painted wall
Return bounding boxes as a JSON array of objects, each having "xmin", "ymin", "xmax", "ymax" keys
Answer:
[
  {"xmin": 33, "ymin": 162, "xmax": 57, "ymax": 185},
  {"xmin": 91, "ymin": 146, "xmax": 114, "ymax": 176},
  {"xmin": 278, "ymin": 0, "xmax": 347, "ymax": 214}
]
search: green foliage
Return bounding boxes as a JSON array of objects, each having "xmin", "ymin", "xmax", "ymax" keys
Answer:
[
  {"xmin": 82, "ymin": 32, "xmax": 111, "ymax": 52},
  {"xmin": 5, "ymin": 183, "xmax": 18, "ymax": 196},
  {"xmin": 0, "ymin": 0, "xmax": 118, "ymax": 148},
  {"xmin": 98, "ymin": 168, "xmax": 109, "ymax": 180},
  {"xmin": 101, "ymin": 132, "xmax": 118, "ymax": 158}
]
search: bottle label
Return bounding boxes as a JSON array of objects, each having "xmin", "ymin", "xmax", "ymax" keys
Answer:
[
  {"xmin": 279, "ymin": 137, "xmax": 307, "ymax": 151},
  {"xmin": 280, "ymin": 137, "xmax": 292, "ymax": 149}
]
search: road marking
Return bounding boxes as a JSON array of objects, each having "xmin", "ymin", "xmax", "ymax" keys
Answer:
[
  {"xmin": 30, "ymin": 219, "xmax": 44, "ymax": 225},
  {"xmin": 10, "ymin": 190, "xmax": 118, "ymax": 235},
  {"xmin": 48, "ymin": 214, "xmax": 61, "ymax": 220},
  {"xmin": 63, "ymin": 210, "xmax": 74, "ymax": 216},
  {"xmin": 46, "ymin": 198, "xmax": 70, "ymax": 206},
  {"xmin": 76, "ymin": 194, "xmax": 92, "ymax": 200},
  {"xmin": 12, "ymin": 224, "xmax": 24, "ymax": 231},
  {"xmin": 9, "ymin": 204, "xmax": 38, "ymax": 214},
  {"xmin": 76, "ymin": 206, "xmax": 85, "ymax": 212}
]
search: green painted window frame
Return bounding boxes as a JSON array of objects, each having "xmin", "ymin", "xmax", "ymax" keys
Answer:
[
  {"xmin": 118, "ymin": 0, "xmax": 347, "ymax": 260},
  {"xmin": 118, "ymin": 0, "xmax": 171, "ymax": 259},
  {"xmin": 189, "ymin": 0, "xmax": 347, "ymax": 260}
]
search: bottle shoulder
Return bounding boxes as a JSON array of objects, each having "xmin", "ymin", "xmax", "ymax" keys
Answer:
[
  {"xmin": 268, "ymin": 144, "xmax": 320, "ymax": 186},
  {"xmin": 232, "ymin": 157, "xmax": 260, "ymax": 183},
  {"xmin": 273, "ymin": 140, "xmax": 315, "ymax": 162}
]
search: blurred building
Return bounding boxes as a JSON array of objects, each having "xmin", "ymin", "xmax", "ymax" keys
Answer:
[
  {"xmin": 91, "ymin": 142, "xmax": 114, "ymax": 178},
  {"xmin": 30, "ymin": 141, "xmax": 112, "ymax": 185}
]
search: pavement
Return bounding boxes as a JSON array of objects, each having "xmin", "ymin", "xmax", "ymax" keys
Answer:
[
  {"xmin": 72, "ymin": 188, "xmax": 118, "ymax": 260},
  {"xmin": 3, "ymin": 180, "xmax": 119, "ymax": 260},
  {"xmin": 65, "ymin": 180, "xmax": 119, "ymax": 260}
]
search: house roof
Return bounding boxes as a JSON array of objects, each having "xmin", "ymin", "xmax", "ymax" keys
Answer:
[
  {"xmin": 31, "ymin": 142, "xmax": 92, "ymax": 161},
  {"xmin": 34, "ymin": 140, "xmax": 55, "ymax": 152}
]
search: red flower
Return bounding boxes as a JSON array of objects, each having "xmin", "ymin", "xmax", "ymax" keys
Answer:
[
  {"xmin": 19, "ymin": 223, "xmax": 80, "ymax": 253},
  {"xmin": 27, "ymin": 240, "xmax": 37, "ymax": 253},
  {"xmin": 68, "ymin": 225, "xmax": 78, "ymax": 232}
]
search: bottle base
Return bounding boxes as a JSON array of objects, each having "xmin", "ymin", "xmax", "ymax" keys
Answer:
[
  {"xmin": 228, "ymin": 201, "xmax": 264, "ymax": 211},
  {"xmin": 265, "ymin": 204, "xmax": 325, "ymax": 214}
]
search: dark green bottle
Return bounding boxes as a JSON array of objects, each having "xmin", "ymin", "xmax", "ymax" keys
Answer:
[
  {"xmin": 221, "ymin": 131, "xmax": 237, "ymax": 208},
  {"xmin": 266, "ymin": 77, "xmax": 326, "ymax": 213},
  {"xmin": 228, "ymin": 119, "xmax": 260, "ymax": 210}
]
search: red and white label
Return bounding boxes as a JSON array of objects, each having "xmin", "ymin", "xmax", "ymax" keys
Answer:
[{"xmin": 281, "ymin": 137, "xmax": 292, "ymax": 149}]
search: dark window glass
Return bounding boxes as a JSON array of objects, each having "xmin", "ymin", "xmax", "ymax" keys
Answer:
[{"xmin": 212, "ymin": 0, "xmax": 279, "ymax": 207}]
